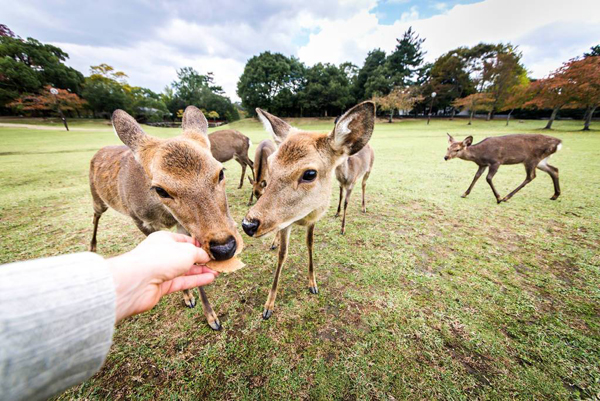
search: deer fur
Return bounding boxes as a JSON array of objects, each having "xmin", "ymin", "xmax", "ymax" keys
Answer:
[
  {"xmin": 445, "ymin": 133, "xmax": 562, "ymax": 203},
  {"xmin": 241, "ymin": 101, "xmax": 375, "ymax": 320},
  {"xmin": 89, "ymin": 106, "xmax": 243, "ymax": 330},
  {"xmin": 208, "ymin": 129, "xmax": 254, "ymax": 189},
  {"xmin": 247, "ymin": 139, "xmax": 277, "ymax": 205},
  {"xmin": 335, "ymin": 143, "xmax": 374, "ymax": 234}
]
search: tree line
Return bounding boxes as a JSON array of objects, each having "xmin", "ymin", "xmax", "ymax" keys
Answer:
[{"xmin": 0, "ymin": 25, "xmax": 239, "ymax": 122}]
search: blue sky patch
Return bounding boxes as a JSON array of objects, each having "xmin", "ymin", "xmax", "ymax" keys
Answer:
[{"xmin": 371, "ymin": 0, "xmax": 484, "ymax": 25}]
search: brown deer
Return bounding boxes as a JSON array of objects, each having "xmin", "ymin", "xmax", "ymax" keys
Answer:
[
  {"xmin": 208, "ymin": 130, "xmax": 254, "ymax": 189},
  {"xmin": 247, "ymin": 139, "xmax": 277, "ymax": 205},
  {"xmin": 445, "ymin": 133, "xmax": 562, "ymax": 203},
  {"xmin": 334, "ymin": 144, "xmax": 374, "ymax": 234},
  {"xmin": 241, "ymin": 101, "xmax": 375, "ymax": 319},
  {"xmin": 89, "ymin": 106, "xmax": 243, "ymax": 330}
]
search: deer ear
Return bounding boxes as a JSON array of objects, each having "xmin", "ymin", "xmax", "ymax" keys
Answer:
[
  {"xmin": 447, "ymin": 133, "xmax": 455, "ymax": 144},
  {"xmin": 330, "ymin": 101, "xmax": 375, "ymax": 156},
  {"xmin": 112, "ymin": 109, "xmax": 151, "ymax": 151},
  {"xmin": 182, "ymin": 106, "xmax": 209, "ymax": 143},
  {"xmin": 256, "ymin": 108, "xmax": 293, "ymax": 146},
  {"xmin": 463, "ymin": 136, "xmax": 473, "ymax": 147}
]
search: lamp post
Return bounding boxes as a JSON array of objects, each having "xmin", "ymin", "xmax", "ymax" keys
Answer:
[
  {"xmin": 427, "ymin": 91, "xmax": 437, "ymax": 125},
  {"xmin": 50, "ymin": 88, "xmax": 69, "ymax": 131}
]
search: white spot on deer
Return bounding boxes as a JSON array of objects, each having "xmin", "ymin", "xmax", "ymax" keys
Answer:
[{"xmin": 557, "ymin": 143, "xmax": 562, "ymax": 152}]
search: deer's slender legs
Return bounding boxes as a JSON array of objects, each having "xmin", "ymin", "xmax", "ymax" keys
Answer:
[
  {"xmin": 247, "ymin": 189, "xmax": 254, "ymax": 206},
  {"xmin": 263, "ymin": 226, "xmax": 291, "ymax": 320},
  {"xmin": 269, "ymin": 233, "xmax": 279, "ymax": 250},
  {"xmin": 501, "ymin": 163, "xmax": 537, "ymax": 203},
  {"xmin": 335, "ymin": 186, "xmax": 343, "ymax": 217},
  {"xmin": 341, "ymin": 186, "xmax": 354, "ymax": 235},
  {"xmin": 306, "ymin": 224, "xmax": 317, "ymax": 294},
  {"xmin": 361, "ymin": 172, "xmax": 370, "ymax": 213},
  {"xmin": 462, "ymin": 165, "xmax": 486, "ymax": 198},
  {"xmin": 239, "ymin": 162, "xmax": 247, "ymax": 189},
  {"xmin": 486, "ymin": 163, "xmax": 502, "ymax": 203},
  {"xmin": 537, "ymin": 160, "xmax": 561, "ymax": 200},
  {"xmin": 199, "ymin": 286, "xmax": 221, "ymax": 330},
  {"xmin": 90, "ymin": 212, "xmax": 102, "ymax": 252}
]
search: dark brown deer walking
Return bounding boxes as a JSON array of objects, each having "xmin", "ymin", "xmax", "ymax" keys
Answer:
[
  {"xmin": 241, "ymin": 101, "xmax": 375, "ymax": 320},
  {"xmin": 89, "ymin": 106, "xmax": 243, "ymax": 330},
  {"xmin": 335, "ymin": 143, "xmax": 374, "ymax": 234},
  {"xmin": 209, "ymin": 130, "xmax": 254, "ymax": 189},
  {"xmin": 247, "ymin": 139, "xmax": 277, "ymax": 205},
  {"xmin": 445, "ymin": 133, "xmax": 562, "ymax": 203}
]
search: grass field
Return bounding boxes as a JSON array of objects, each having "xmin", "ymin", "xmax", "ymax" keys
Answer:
[{"xmin": 1, "ymin": 116, "xmax": 599, "ymax": 400}]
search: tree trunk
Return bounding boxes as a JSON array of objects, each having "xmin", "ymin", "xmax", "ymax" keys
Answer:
[
  {"xmin": 583, "ymin": 106, "xmax": 597, "ymax": 131},
  {"xmin": 486, "ymin": 111, "xmax": 491, "ymax": 121},
  {"xmin": 450, "ymin": 108, "xmax": 455, "ymax": 121},
  {"xmin": 506, "ymin": 109, "xmax": 513, "ymax": 126},
  {"xmin": 544, "ymin": 106, "xmax": 560, "ymax": 130},
  {"xmin": 468, "ymin": 109, "xmax": 474, "ymax": 125},
  {"xmin": 388, "ymin": 110, "xmax": 393, "ymax": 123}
]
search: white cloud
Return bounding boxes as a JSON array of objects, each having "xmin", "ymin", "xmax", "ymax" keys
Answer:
[{"xmin": 298, "ymin": 0, "xmax": 600, "ymax": 79}]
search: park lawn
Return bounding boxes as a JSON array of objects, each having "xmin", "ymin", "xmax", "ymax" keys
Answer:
[{"xmin": 0, "ymin": 117, "xmax": 599, "ymax": 400}]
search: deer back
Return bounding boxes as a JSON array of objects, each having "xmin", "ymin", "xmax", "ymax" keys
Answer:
[{"xmin": 208, "ymin": 130, "xmax": 251, "ymax": 163}]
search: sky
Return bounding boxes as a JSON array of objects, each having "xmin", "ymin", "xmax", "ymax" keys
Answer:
[{"xmin": 2, "ymin": 0, "xmax": 600, "ymax": 102}]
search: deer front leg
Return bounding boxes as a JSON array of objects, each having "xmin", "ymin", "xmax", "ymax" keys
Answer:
[
  {"xmin": 341, "ymin": 186, "xmax": 354, "ymax": 235},
  {"xmin": 335, "ymin": 186, "xmax": 343, "ymax": 217},
  {"xmin": 361, "ymin": 172, "xmax": 370, "ymax": 213},
  {"xmin": 263, "ymin": 226, "xmax": 291, "ymax": 320},
  {"xmin": 239, "ymin": 162, "xmax": 247, "ymax": 189},
  {"xmin": 306, "ymin": 224, "xmax": 318, "ymax": 294},
  {"xmin": 462, "ymin": 165, "xmax": 486, "ymax": 198},
  {"xmin": 90, "ymin": 212, "xmax": 102, "ymax": 252},
  {"xmin": 485, "ymin": 164, "xmax": 502, "ymax": 203},
  {"xmin": 501, "ymin": 163, "xmax": 536, "ymax": 203},
  {"xmin": 199, "ymin": 286, "xmax": 221, "ymax": 331},
  {"xmin": 182, "ymin": 289, "xmax": 196, "ymax": 308}
]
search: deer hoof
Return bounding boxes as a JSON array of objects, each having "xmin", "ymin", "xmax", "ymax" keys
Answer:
[
  {"xmin": 550, "ymin": 194, "xmax": 560, "ymax": 200},
  {"xmin": 184, "ymin": 297, "xmax": 196, "ymax": 308},
  {"xmin": 262, "ymin": 309, "xmax": 273, "ymax": 320},
  {"xmin": 309, "ymin": 286, "xmax": 319, "ymax": 295},
  {"xmin": 208, "ymin": 319, "xmax": 222, "ymax": 331},
  {"xmin": 334, "ymin": 213, "xmax": 340, "ymax": 218},
  {"xmin": 461, "ymin": 193, "xmax": 468, "ymax": 198}
]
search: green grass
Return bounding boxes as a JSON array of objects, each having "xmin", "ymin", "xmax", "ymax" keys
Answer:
[{"xmin": 1, "ymin": 117, "xmax": 599, "ymax": 400}]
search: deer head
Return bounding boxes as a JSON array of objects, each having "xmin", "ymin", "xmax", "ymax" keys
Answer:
[
  {"xmin": 112, "ymin": 106, "xmax": 242, "ymax": 261},
  {"xmin": 242, "ymin": 101, "xmax": 375, "ymax": 237},
  {"xmin": 444, "ymin": 133, "xmax": 473, "ymax": 161}
]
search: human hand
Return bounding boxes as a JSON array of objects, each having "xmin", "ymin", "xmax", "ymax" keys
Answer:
[{"xmin": 108, "ymin": 231, "xmax": 218, "ymax": 322}]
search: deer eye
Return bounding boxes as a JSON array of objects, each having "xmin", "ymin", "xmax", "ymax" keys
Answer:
[
  {"xmin": 301, "ymin": 169, "xmax": 317, "ymax": 183},
  {"xmin": 152, "ymin": 186, "xmax": 172, "ymax": 199},
  {"xmin": 219, "ymin": 169, "xmax": 225, "ymax": 182}
]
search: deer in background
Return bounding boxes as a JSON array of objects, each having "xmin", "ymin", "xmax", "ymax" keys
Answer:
[
  {"xmin": 241, "ymin": 101, "xmax": 375, "ymax": 319},
  {"xmin": 89, "ymin": 106, "xmax": 243, "ymax": 330},
  {"xmin": 247, "ymin": 139, "xmax": 277, "ymax": 205},
  {"xmin": 209, "ymin": 130, "xmax": 254, "ymax": 189},
  {"xmin": 335, "ymin": 143, "xmax": 374, "ymax": 235},
  {"xmin": 445, "ymin": 133, "xmax": 562, "ymax": 203}
]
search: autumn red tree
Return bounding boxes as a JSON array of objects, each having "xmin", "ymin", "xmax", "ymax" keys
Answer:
[
  {"xmin": 8, "ymin": 86, "xmax": 87, "ymax": 130},
  {"xmin": 372, "ymin": 86, "xmax": 423, "ymax": 122},
  {"xmin": 561, "ymin": 56, "xmax": 600, "ymax": 130}
]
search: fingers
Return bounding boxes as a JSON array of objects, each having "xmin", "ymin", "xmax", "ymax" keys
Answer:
[
  {"xmin": 178, "ymin": 242, "xmax": 210, "ymax": 265},
  {"xmin": 184, "ymin": 265, "xmax": 218, "ymax": 276},
  {"xmin": 162, "ymin": 273, "xmax": 217, "ymax": 295}
]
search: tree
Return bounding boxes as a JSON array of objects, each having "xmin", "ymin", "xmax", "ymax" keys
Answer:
[
  {"xmin": 207, "ymin": 110, "xmax": 220, "ymax": 122},
  {"xmin": 355, "ymin": 49, "xmax": 387, "ymax": 101},
  {"xmin": 237, "ymin": 52, "xmax": 305, "ymax": 116},
  {"xmin": 484, "ymin": 47, "xmax": 528, "ymax": 119},
  {"xmin": 560, "ymin": 56, "xmax": 600, "ymax": 130},
  {"xmin": 8, "ymin": 86, "xmax": 86, "ymax": 130},
  {"xmin": 0, "ymin": 36, "xmax": 84, "ymax": 107},
  {"xmin": 0, "ymin": 24, "xmax": 16, "ymax": 38},
  {"xmin": 372, "ymin": 86, "xmax": 423, "ymax": 122},
  {"xmin": 82, "ymin": 65, "xmax": 130, "ymax": 117},
  {"xmin": 499, "ymin": 80, "xmax": 531, "ymax": 125},
  {"xmin": 386, "ymin": 27, "xmax": 426, "ymax": 88},
  {"xmin": 299, "ymin": 63, "xmax": 355, "ymax": 117},
  {"xmin": 452, "ymin": 93, "xmax": 494, "ymax": 125},
  {"xmin": 584, "ymin": 45, "xmax": 600, "ymax": 58}
]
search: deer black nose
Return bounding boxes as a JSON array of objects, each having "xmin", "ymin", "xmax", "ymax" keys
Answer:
[
  {"xmin": 242, "ymin": 218, "xmax": 260, "ymax": 237},
  {"xmin": 209, "ymin": 236, "xmax": 237, "ymax": 261},
  {"xmin": 444, "ymin": 156, "xmax": 449, "ymax": 161}
]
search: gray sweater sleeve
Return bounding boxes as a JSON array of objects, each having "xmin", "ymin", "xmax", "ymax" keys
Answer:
[{"xmin": 0, "ymin": 252, "xmax": 116, "ymax": 401}]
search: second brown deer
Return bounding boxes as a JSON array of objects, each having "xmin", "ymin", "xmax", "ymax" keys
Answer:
[
  {"xmin": 334, "ymin": 143, "xmax": 374, "ymax": 234},
  {"xmin": 89, "ymin": 106, "xmax": 243, "ymax": 330},
  {"xmin": 247, "ymin": 139, "xmax": 277, "ymax": 205},
  {"xmin": 445, "ymin": 133, "xmax": 562, "ymax": 203},
  {"xmin": 209, "ymin": 129, "xmax": 255, "ymax": 189},
  {"xmin": 241, "ymin": 101, "xmax": 375, "ymax": 320}
]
